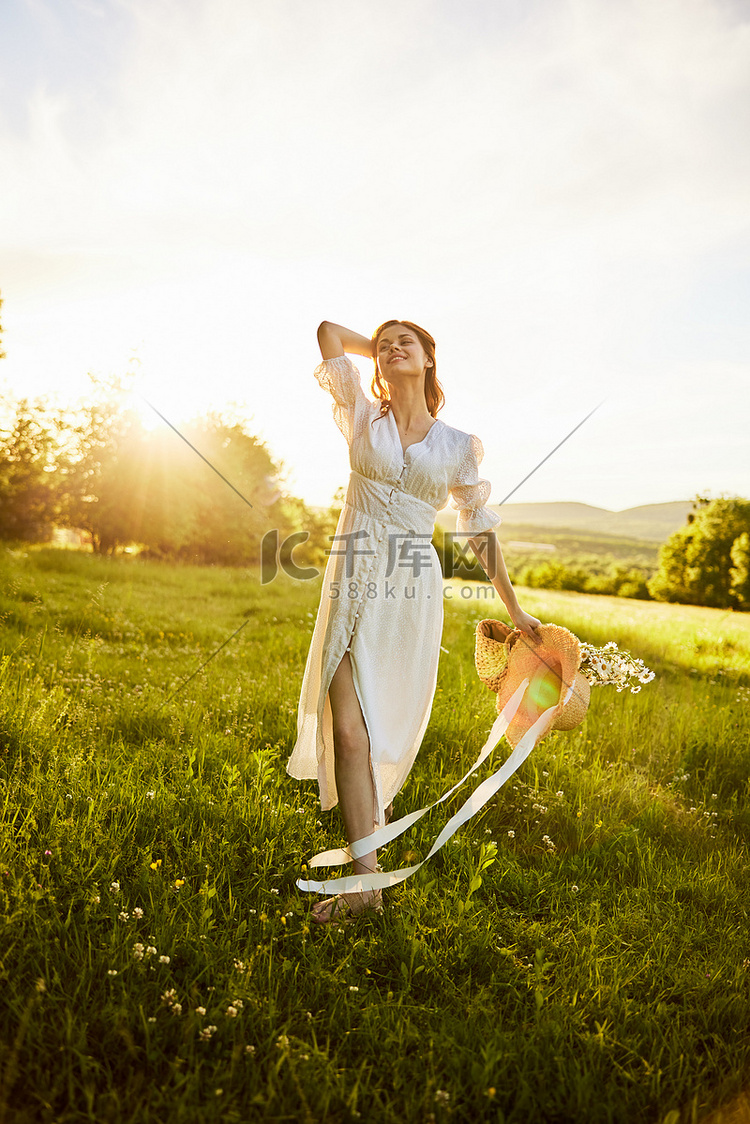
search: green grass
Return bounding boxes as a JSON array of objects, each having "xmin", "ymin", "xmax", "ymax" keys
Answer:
[{"xmin": 1, "ymin": 548, "xmax": 750, "ymax": 1123}]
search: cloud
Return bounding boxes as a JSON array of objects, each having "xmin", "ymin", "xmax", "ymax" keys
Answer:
[
  {"xmin": 5, "ymin": 0, "xmax": 749, "ymax": 257},
  {"xmin": 1, "ymin": 0, "xmax": 748, "ymax": 508}
]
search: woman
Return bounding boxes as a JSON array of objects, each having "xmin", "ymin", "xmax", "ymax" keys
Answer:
[{"xmin": 287, "ymin": 320, "xmax": 541, "ymax": 923}]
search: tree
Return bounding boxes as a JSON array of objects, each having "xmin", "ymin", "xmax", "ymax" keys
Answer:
[
  {"xmin": 61, "ymin": 382, "xmax": 297, "ymax": 563},
  {"xmin": 276, "ymin": 490, "xmax": 340, "ymax": 574},
  {"xmin": 648, "ymin": 496, "xmax": 750, "ymax": 609},
  {"xmin": 0, "ymin": 373, "xmax": 325, "ymax": 564},
  {"xmin": 730, "ymin": 532, "xmax": 750, "ymax": 609},
  {"xmin": 61, "ymin": 381, "xmax": 148, "ymax": 554},
  {"xmin": 0, "ymin": 398, "xmax": 62, "ymax": 541},
  {"xmin": 164, "ymin": 414, "xmax": 289, "ymax": 565},
  {"xmin": 520, "ymin": 558, "xmax": 589, "ymax": 592}
]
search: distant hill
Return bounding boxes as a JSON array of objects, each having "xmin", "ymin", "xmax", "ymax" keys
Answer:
[{"xmin": 436, "ymin": 501, "xmax": 692, "ymax": 542}]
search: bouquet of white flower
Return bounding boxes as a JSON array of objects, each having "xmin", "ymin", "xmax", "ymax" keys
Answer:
[{"xmin": 579, "ymin": 641, "xmax": 655, "ymax": 694}]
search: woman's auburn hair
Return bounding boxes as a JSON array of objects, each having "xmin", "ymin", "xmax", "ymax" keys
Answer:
[{"xmin": 370, "ymin": 320, "xmax": 445, "ymax": 419}]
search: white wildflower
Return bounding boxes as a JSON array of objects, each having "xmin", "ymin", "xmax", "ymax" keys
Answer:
[{"xmin": 581, "ymin": 642, "xmax": 653, "ymax": 692}]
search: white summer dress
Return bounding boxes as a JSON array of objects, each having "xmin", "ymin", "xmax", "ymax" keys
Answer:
[{"xmin": 287, "ymin": 354, "xmax": 501, "ymax": 828}]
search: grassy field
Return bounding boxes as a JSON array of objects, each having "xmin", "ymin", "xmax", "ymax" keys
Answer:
[{"xmin": 1, "ymin": 548, "xmax": 750, "ymax": 1124}]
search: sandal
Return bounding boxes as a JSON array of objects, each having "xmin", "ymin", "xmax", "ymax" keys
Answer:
[{"xmin": 311, "ymin": 889, "xmax": 383, "ymax": 925}]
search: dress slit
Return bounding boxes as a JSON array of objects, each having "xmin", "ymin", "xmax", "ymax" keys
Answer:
[{"xmin": 326, "ymin": 645, "xmax": 384, "ymax": 832}]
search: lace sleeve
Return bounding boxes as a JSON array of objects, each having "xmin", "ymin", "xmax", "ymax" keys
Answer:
[
  {"xmin": 449, "ymin": 434, "xmax": 502, "ymax": 536},
  {"xmin": 313, "ymin": 355, "xmax": 366, "ymax": 444}
]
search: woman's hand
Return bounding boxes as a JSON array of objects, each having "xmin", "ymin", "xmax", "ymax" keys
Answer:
[{"xmin": 510, "ymin": 608, "xmax": 543, "ymax": 641}]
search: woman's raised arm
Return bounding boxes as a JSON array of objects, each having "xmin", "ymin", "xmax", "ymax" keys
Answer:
[{"xmin": 317, "ymin": 321, "xmax": 374, "ymax": 361}]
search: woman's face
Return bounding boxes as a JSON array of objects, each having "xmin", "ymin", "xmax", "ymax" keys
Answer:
[{"xmin": 375, "ymin": 324, "xmax": 433, "ymax": 385}]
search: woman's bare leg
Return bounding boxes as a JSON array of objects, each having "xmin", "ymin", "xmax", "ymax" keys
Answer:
[{"xmin": 311, "ymin": 653, "xmax": 380, "ymax": 921}]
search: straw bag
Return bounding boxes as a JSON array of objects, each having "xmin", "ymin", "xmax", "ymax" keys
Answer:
[{"xmin": 475, "ymin": 619, "xmax": 591, "ymax": 749}]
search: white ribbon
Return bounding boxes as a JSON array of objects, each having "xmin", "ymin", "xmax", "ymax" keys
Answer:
[{"xmin": 296, "ymin": 679, "xmax": 557, "ymax": 896}]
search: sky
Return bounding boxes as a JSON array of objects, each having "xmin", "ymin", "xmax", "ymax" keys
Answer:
[{"xmin": 1, "ymin": 0, "xmax": 749, "ymax": 513}]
